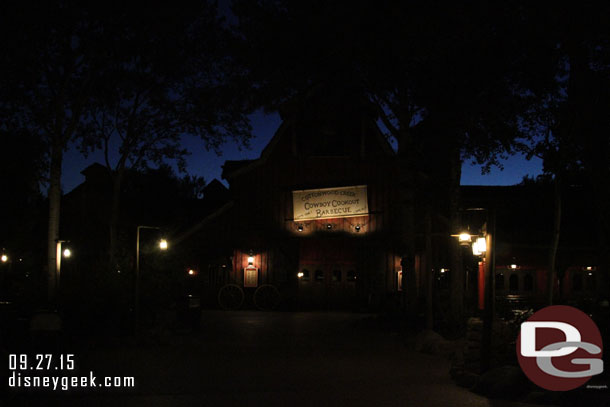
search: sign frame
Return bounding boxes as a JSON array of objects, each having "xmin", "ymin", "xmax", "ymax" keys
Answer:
[
  {"xmin": 292, "ymin": 185, "xmax": 369, "ymax": 221},
  {"xmin": 244, "ymin": 265, "xmax": 259, "ymax": 288}
]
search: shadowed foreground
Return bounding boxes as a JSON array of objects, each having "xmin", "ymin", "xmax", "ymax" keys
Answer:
[{"xmin": 5, "ymin": 311, "xmax": 546, "ymax": 407}]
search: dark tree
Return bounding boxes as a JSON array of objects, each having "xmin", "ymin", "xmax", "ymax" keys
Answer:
[
  {"xmin": 0, "ymin": 1, "xmax": 110, "ymax": 302},
  {"xmin": 516, "ymin": 2, "xmax": 610, "ymax": 303},
  {"xmin": 77, "ymin": 1, "xmax": 251, "ymax": 272},
  {"xmin": 0, "ymin": 1, "xmax": 251, "ymax": 302}
]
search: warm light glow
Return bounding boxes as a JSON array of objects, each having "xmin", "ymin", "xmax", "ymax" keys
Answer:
[
  {"xmin": 440, "ymin": 268, "xmax": 446, "ymax": 274},
  {"xmin": 476, "ymin": 237, "xmax": 486, "ymax": 253},
  {"xmin": 247, "ymin": 256, "xmax": 255, "ymax": 264},
  {"xmin": 159, "ymin": 239, "xmax": 168, "ymax": 250},
  {"xmin": 472, "ymin": 241, "xmax": 482, "ymax": 256},
  {"xmin": 1, "ymin": 254, "xmax": 7, "ymax": 263},
  {"xmin": 458, "ymin": 233, "xmax": 471, "ymax": 243},
  {"xmin": 472, "ymin": 237, "xmax": 487, "ymax": 255},
  {"xmin": 586, "ymin": 266, "xmax": 593, "ymax": 271},
  {"xmin": 297, "ymin": 272, "xmax": 304, "ymax": 278},
  {"xmin": 62, "ymin": 248, "xmax": 71, "ymax": 258},
  {"xmin": 297, "ymin": 225, "xmax": 303, "ymax": 232},
  {"xmin": 188, "ymin": 269, "xmax": 195, "ymax": 275},
  {"xmin": 510, "ymin": 264, "xmax": 518, "ymax": 269}
]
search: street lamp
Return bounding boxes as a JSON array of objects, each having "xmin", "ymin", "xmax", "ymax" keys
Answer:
[
  {"xmin": 135, "ymin": 225, "xmax": 167, "ymax": 334},
  {"xmin": 452, "ymin": 207, "xmax": 497, "ymax": 371},
  {"xmin": 55, "ymin": 240, "xmax": 71, "ymax": 296},
  {"xmin": 458, "ymin": 232, "xmax": 472, "ymax": 245},
  {"xmin": 472, "ymin": 237, "xmax": 487, "ymax": 256}
]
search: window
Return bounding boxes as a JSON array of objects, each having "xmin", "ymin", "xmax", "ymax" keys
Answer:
[
  {"xmin": 509, "ymin": 274, "xmax": 519, "ymax": 291},
  {"xmin": 315, "ymin": 270, "xmax": 324, "ymax": 281},
  {"xmin": 332, "ymin": 270, "xmax": 341, "ymax": 282},
  {"xmin": 346, "ymin": 270, "xmax": 357, "ymax": 282}
]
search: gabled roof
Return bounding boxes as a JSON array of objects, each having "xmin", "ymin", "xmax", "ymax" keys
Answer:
[
  {"xmin": 80, "ymin": 163, "xmax": 110, "ymax": 180},
  {"xmin": 222, "ymin": 86, "xmax": 395, "ymax": 181},
  {"xmin": 221, "ymin": 160, "xmax": 255, "ymax": 180}
]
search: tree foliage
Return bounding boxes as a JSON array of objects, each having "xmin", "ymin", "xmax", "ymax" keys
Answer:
[{"xmin": 0, "ymin": 0, "xmax": 252, "ymax": 301}]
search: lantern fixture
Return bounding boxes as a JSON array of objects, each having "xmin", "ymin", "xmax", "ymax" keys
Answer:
[
  {"xmin": 472, "ymin": 236, "xmax": 487, "ymax": 256},
  {"xmin": 458, "ymin": 233, "xmax": 472, "ymax": 246}
]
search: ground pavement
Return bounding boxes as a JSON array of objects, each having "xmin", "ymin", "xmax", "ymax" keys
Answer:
[{"xmin": 4, "ymin": 311, "xmax": 549, "ymax": 407}]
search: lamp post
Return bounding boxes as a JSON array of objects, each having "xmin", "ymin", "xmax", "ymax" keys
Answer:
[
  {"xmin": 55, "ymin": 240, "xmax": 72, "ymax": 301},
  {"xmin": 134, "ymin": 225, "xmax": 167, "ymax": 334},
  {"xmin": 1, "ymin": 250, "xmax": 9, "ymax": 295},
  {"xmin": 452, "ymin": 207, "xmax": 496, "ymax": 372},
  {"xmin": 480, "ymin": 208, "xmax": 496, "ymax": 372}
]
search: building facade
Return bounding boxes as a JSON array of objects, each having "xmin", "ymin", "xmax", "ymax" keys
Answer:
[{"xmin": 193, "ymin": 88, "xmax": 406, "ymax": 309}]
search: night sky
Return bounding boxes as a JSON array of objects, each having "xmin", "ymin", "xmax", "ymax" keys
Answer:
[{"xmin": 61, "ymin": 110, "xmax": 543, "ymax": 194}]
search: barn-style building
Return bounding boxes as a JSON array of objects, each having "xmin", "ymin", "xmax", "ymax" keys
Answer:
[
  {"xmin": 189, "ymin": 87, "xmax": 406, "ymax": 310},
  {"xmin": 186, "ymin": 87, "xmax": 605, "ymax": 312}
]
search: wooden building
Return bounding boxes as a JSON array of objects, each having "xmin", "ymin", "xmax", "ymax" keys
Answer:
[
  {"xmin": 188, "ymin": 89, "xmax": 606, "ymax": 312},
  {"xmin": 191, "ymin": 87, "xmax": 405, "ymax": 310}
]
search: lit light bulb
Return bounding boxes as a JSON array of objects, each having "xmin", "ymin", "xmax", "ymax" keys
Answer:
[{"xmin": 458, "ymin": 233, "xmax": 471, "ymax": 243}]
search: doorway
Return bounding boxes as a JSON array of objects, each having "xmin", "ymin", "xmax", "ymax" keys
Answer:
[{"xmin": 298, "ymin": 263, "xmax": 357, "ymax": 309}]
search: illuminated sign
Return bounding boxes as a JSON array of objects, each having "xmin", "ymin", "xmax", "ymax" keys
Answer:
[
  {"xmin": 292, "ymin": 185, "xmax": 368, "ymax": 221},
  {"xmin": 244, "ymin": 265, "xmax": 258, "ymax": 287}
]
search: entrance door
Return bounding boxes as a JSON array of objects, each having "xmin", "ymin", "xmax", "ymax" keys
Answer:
[
  {"xmin": 298, "ymin": 263, "xmax": 357, "ymax": 309},
  {"xmin": 298, "ymin": 238, "xmax": 358, "ymax": 309}
]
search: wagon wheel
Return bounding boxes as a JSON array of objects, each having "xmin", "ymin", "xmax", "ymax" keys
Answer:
[
  {"xmin": 253, "ymin": 284, "xmax": 281, "ymax": 311},
  {"xmin": 218, "ymin": 284, "xmax": 244, "ymax": 310}
]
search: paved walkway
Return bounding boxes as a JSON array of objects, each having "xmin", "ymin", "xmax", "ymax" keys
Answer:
[{"xmin": 5, "ymin": 311, "xmax": 544, "ymax": 406}]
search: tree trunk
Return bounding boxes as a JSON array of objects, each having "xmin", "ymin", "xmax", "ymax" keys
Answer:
[
  {"xmin": 448, "ymin": 144, "xmax": 463, "ymax": 330},
  {"xmin": 547, "ymin": 175, "xmax": 562, "ymax": 305},
  {"xmin": 397, "ymin": 130, "xmax": 417, "ymax": 321},
  {"xmin": 47, "ymin": 137, "xmax": 63, "ymax": 304},
  {"xmin": 424, "ymin": 208, "xmax": 434, "ymax": 329},
  {"xmin": 108, "ymin": 167, "xmax": 125, "ymax": 271}
]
